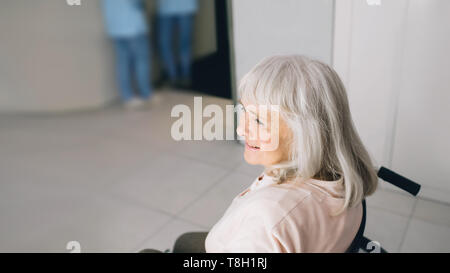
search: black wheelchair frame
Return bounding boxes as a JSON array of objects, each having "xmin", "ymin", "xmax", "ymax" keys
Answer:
[{"xmin": 346, "ymin": 166, "xmax": 421, "ymax": 253}]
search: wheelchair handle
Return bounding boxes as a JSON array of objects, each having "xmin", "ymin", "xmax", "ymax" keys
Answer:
[{"xmin": 377, "ymin": 166, "xmax": 421, "ymax": 196}]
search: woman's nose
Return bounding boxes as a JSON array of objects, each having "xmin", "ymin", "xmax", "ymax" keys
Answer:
[
  {"xmin": 236, "ymin": 113, "xmax": 246, "ymax": 137},
  {"xmin": 236, "ymin": 113, "xmax": 257, "ymax": 141}
]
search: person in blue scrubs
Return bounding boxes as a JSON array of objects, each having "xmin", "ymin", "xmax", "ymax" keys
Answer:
[
  {"xmin": 102, "ymin": 0, "xmax": 153, "ymax": 106},
  {"xmin": 157, "ymin": 0, "xmax": 198, "ymax": 88}
]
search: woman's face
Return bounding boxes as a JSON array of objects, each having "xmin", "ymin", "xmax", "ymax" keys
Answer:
[{"xmin": 236, "ymin": 99, "xmax": 293, "ymax": 168}]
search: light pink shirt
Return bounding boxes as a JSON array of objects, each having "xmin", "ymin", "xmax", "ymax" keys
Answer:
[{"xmin": 205, "ymin": 172, "xmax": 362, "ymax": 253}]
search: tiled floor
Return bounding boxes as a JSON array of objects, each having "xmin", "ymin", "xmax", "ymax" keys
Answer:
[{"xmin": 0, "ymin": 89, "xmax": 449, "ymax": 253}]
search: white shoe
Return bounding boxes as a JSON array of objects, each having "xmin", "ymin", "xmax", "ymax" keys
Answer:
[
  {"xmin": 123, "ymin": 97, "xmax": 145, "ymax": 109},
  {"xmin": 140, "ymin": 93, "xmax": 163, "ymax": 109},
  {"xmin": 149, "ymin": 93, "xmax": 163, "ymax": 105}
]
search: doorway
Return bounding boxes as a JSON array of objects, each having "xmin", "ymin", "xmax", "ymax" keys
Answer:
[
  {"xmin": 151, "ymin": 0, "xmax": 233, "ymax": 100},
  {"xmin": 191, "ymin": 0, "xmax": 232, "ymax": 99}
]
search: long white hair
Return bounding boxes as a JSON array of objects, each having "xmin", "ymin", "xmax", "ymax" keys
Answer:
[{"xmin": 238, "ymin": 55, "xmax": 378, "ymax": 215}]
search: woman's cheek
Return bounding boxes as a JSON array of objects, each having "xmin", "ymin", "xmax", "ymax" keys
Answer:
[
  {"xmin": 260, "ymin": 128, "xmax": 280, "ymax": 152},
  {"xmin": 259, "ymin": 127, "xmax": 271, "ymax": 143}
]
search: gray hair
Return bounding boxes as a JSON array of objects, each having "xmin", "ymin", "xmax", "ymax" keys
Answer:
[{"xmin": 238, "ymin": 55, "xmax": 378, "ymax": 215}]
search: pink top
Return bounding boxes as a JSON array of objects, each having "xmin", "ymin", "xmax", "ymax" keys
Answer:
[{"xmin": 205, "ymin": 172, "xmax": 363, "ymax": 253}]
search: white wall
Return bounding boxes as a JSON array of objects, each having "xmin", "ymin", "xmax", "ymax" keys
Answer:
[
  {"xmin": 333, "ymin": 0, "xmax": 450, "ymax": 203},
  {"xmin": 0, "ymin": 0, "xmax": 116, "ymax": 112},
  {"xmin": 391, "ymin": 0, "xmax": 450, "ymax": 202},
  {"xmin": 333, "ymin": 0, "xmax": 409, "ymax": 166},
  {"xmin": 230, "ymin": 0, "xmax": 334, "ymax": 82}
]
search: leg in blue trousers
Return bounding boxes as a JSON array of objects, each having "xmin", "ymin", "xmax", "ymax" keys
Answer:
[
  {"xmin": 113, "ymin": 38, "xmax": 134, "ymax": 102},
  {"xmin": 158, "ymin": 15, "xmax": 177, "ymax": 83},
  {"xmin": 178, "ymin": 14, "xmax": 194, "ymax": 81},
  {"xmin": 130, "ymin": 34, "xmax": 153, "ymax": 100}
]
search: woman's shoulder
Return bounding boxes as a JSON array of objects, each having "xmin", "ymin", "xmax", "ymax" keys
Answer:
[
  {"xmin": 239, "ymin": 182, "xmax": 312, "ymax": 227},
  {"xmin": 249, "ymin": 175, "xmax": 341, "ymax": 205},
  {"xmin": 243, "ymin": 177, "xmax": 347, "ymax": 228},
  {"xmin": 235, "ymin": 176, "xmax": 362, "ymax": 252}
]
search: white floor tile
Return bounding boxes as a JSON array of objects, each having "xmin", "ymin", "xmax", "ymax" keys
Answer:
[
  {"xmin": 0, "ymin": 184, "xmax": 171, "ymax": 252},
  {"xmin": 365, "ymin": 187, "xmax": 417, "ymax": 217},
  {"xmin": 169, "ymin": 140, "xmax": 244, "ymax": 170},
  {"xmin": 107, "ymin": 153, "xmax": 229, "ymax": 215},
  {"xmin": 400, "ymin": 218, "xmax": 450, "ymax": 252},
  {"xmin": 363, "ymin": 206, "xmax": 410, "ymax": 252},
  {"xmin": 412, "ymin": 198, "xmax": 450, "ymax": 228},
  {"xmin": 0, "ymin": 137, "xmax": 158, "ymax": 191},
  {"xmin": 178, "ymin": 172, "xmax": 256, "ymax": 228}
]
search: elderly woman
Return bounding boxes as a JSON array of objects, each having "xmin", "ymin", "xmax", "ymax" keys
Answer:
[
  {"xmin": 204, "ymin": 54, "xmax": 378, "ymax": 253},
  {"xmin": 141, "ymin": 54, "xmax": 378, "ymax": 253}
]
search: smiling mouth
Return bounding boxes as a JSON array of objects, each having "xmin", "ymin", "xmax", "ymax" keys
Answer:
[{"xmin": 245, "ymin": 142, "xmax": 260, "ymax": 150}]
